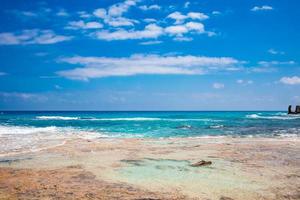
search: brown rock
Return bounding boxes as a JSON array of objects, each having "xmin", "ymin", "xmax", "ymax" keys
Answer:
[{"xmin": 190, "ymin": 160, "xmax": 212, "ymax": 167}]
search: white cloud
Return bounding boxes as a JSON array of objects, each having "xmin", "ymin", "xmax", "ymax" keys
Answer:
[
  {"xmin": 108, "ymin": 0, "xmax": 137, "ymax": 17},
  {"xmin": 187, "ymin": 12, "xmax": 209, "ymax": 20},
  {"xmin": 93, "ymin": 24, "xmax": 163, "ymax": 40},
  {"xmin": 0, "ymin": 29, "xmax": 72, "ymax": 45},
  {"xmin": 258, "ymin": 61, "xmax": 295, "ymax": 66},
  {"xmin": 268, "ymin": 48, "xmax": 285, "ymax": 55},
  {"xmin": 167, "ymin": 11, "xmax": 209, "ymax": 24},
  {"xmin": 184, "ymin": 2, "xmax": 190, "ymax": 8},
  {"xmin": 167, "ymin": 12, "xmax": 187, "ymax": 24},
  {"xmin": 139, "ymin": 40, "xmax": 162, "ymax": 45},
  {"xmin": 185, "ymin": 22, "xmax": 205, "ymax": 32},
  {"xmin": 94, "ymin": 20, "xmax": 208, "ymax": 41},
  {"xmin": 66, "ymin": 20, "xmax": 103, "ymax": 30},
  {"xmin": 56, "ymin": 9, "xmax": 69, "ymax": 17},
  {"xmin": 104, "ymin": 17, "xmax": 138, "ymax": 27},
  {"xmin": 143, "ymin": 18, "xmax": 157, "ymax": 23},
  {"xmin": 57, "ymin": 54, "xmax": 242, "ymax": 80},
  {"xmin": 93, "ymin": 3, "xmax": 139, "ymax": 27},
  {"xmin": 213, "ymin": 83, "xmax": 224, "ymax": 89},
  {"xmin": 0, "ymin": 72, "xmax": 7, "ymax": 76},
  {"xmin": 237, "ymin": 79, "xmax": 253, "ymax": 85},
  {"xmin": 93, "ymin": 8, "xmax": 107, "ymax": 18},
  {"xmin": 251, "ymin": 5, "xmax": 273, "ymax": 11},
  {"xmin": 165, "ymin": 25, "xmax": 188, "ymax": 35},
  {"xmin": 139, "ymin": 5, "xmax": 161, "ymax": 11},
  {"xmin": 173, "ymin": 36, "xmax": 193, "ymax": 42},
  {"xmin": 212, "ymin": 11, "xmax": 221, "ymax": 15},
  {"xmin": 78, "ymin": 11, "xmax": 92, "ymax": 18},
  {"xmin": 280, "ymin": 76, "xmax": 300, "ymax": 85}
]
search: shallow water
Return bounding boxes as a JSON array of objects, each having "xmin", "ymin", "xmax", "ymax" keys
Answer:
[{"xmin": 0, "ymin": 111, "xmax": 299, "ymax": 154}]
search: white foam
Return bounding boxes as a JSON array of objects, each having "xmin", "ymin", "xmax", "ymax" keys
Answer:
[
  {"xmin": 246, "ymin": 113, "xmax": 300, "ymax": 120},
  {"xmin": 209, "ymin": 125, "xmax": 224, "ymax": 129},
  {"xmin": 36, "ymin": 116, "xmax": 80, "ymax": 120},
  {"xmin": 0, "ymin": 125, "xmax": 59, "ymax": 135},
  {"xmin": 35, "ymin": 116, "xmax": 222, "ymax": 122}
]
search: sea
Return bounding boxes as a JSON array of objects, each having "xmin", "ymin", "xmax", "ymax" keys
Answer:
[{"xmin": 0, "ymin": 111, "xmax": 299, "ymax": 155}]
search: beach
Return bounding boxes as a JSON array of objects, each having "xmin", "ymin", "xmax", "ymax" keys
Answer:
[{"xmin": 1, "ymin": 136, "xmax": 299, "ymax": 200}]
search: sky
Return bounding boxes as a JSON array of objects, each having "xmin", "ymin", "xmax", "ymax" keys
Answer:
[{"xmin": 0, "ymin": 0, "xmax": 299, "ymax": 110}]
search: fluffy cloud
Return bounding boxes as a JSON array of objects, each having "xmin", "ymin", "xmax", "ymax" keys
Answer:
[
  {"xmin": 57, "ymin": 54, "xmax": 242, "ymax": 80},
  {"xmin": 167, "ymin": 11, "xmax": 209, "ymax": 24},
  {"xmin": 66, "ymin": 20, "xmax": 103, "ymax": 30},
  {"xmin": 187, "ymin": 12, "xmax": 209, "ymax": 20},
  {"xmin": 0, "ymin": 29, "xmax": 72, "ymax": 45},
  {"xmin": 93, "ymin": 24, "xmax": 163, "ymax": 40},
  {"xmin": 93, "ymin": 2, "xmax": 139, "ymax": 27},
  {"xmin": 212, "ymin": 11, "xmax": 221, "ymax": 15},
  {"xmin": 104, "ymin": 17, "xmax": 138, "ymax": 27},
  {"xmin": 184, "ymin": 2, "xmax": 190, "ymax": 8},
  {"xmin": 78, "ymin": 11, "xmax": 92, "ymax": 18},
  {"xmin": 251, "ymin": 5, "xmax": 273, "ymax": 11},
  {"xmin": 280, "ymin": 76, "xmax": 300, "ymax": 85},
  {"xmin": 108, "ymin": 0, "xmax": 137, "ymax": 17},
  {"xmin": 94, "ymin": 21, "xmax": 208, "ymax": 41},
  {"xmin": 165, "ymin": 25, "xmax": 188, "ymax": 35},
  {"xmin": 139, "ymin": 5, "xmax": 161, "ymax": 11},
  {"xmin": 213, "ymin": 83, "xmax": 225, "ymax": 89},
  {"xmin": 93, "ymin": 8, "xmax": 107, "ymax": 18},
  {"xmin": 143, "ymin": 18, "xmax": 157, "ymax": 23}
]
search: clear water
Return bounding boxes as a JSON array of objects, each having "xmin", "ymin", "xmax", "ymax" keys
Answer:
[
  {"xmin": 0, "ymin": 111, "xmax": 299, "ymax": 154},
  {"xmin": 1, "ymin": 111, "xmax": 300, "ymax": 138}
]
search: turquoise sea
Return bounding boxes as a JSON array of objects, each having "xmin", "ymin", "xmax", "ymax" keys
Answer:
[{"xmin": 0, "ymin": 111, "xmax": 299, "ymax": 154}]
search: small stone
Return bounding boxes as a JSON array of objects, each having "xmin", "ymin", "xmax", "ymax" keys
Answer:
[{"xmin": 190, "ymin": 160, "xmax": 212, "ymax": 167}]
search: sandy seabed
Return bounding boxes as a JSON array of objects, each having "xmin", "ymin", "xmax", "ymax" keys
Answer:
[{"xmin": 0, "ymin": 137, "xmax": 299, "ymax": 200}]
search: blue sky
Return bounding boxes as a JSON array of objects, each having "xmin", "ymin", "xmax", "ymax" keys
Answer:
[{"xmin": 0, "ymin": 0, "xmax": 299, "ymax": 110}]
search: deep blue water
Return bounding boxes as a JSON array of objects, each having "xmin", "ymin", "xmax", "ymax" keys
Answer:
[{"xmin": 1, "ymin": 111, "xmax": 300, "ymax": 138}]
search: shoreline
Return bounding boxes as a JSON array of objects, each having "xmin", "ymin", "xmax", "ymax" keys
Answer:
[{"xmin": 0, "ymin": 136, "xmax": 299, "ymax": 199}]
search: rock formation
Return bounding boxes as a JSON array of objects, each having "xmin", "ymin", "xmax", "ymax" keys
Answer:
[{"xmin": 288, "ymin": 105, "xmax": 300, "ymax": 114}]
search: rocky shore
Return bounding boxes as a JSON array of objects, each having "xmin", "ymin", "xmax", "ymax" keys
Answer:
[{"xmin": 0, "ymin": 137, "xmax": 299, "ymax": 200}]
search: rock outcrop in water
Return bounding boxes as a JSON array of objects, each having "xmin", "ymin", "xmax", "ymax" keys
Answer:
[{"xmin": 288, "ymin": 105, "xmax": 300, "ymax": 114}]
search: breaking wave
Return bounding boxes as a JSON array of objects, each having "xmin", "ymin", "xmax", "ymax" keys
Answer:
[
  {"xmin": 36, "ymin": 116, "xmax": 80, "ymax": 120},
  {"xmin": 246, "ymin": 113, "xmax": 300, "ymax": 120},
  {"xmin": 36, "ymin": 116, "xmax": 222, "ymax": 122}
]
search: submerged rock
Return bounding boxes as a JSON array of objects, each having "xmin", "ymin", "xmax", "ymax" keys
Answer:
[{"xmin": 190, "ymin": 160, "xmax": 212, "ymax": 167}]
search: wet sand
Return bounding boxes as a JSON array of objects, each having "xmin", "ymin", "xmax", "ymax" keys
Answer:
[{"xmin": 0, "ymin": 137, "xmax": 299, "ymax": 200}]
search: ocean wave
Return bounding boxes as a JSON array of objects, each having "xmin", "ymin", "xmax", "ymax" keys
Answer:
[
  {"xmin": 0, "ymin": 125, "xmax": 59, "ymax": 135},
  {"xmin": 246, "ymin": 114, "xmax": 300, "ymax": 120},
  {"xmin": 35, "ymin": 116, "xmax": 222, "ymax": 122},
  {"xmin": 36, "ymin": 116, "xmax": 80, "ymax": 120},
  {"xmin": 209, "ymin": 125, "xmax": 224, "ymax": 129}
]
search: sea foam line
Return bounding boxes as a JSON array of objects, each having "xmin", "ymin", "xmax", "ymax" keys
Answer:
[
  {"xmin": 35, "ymin": 116, "xmax": 222, "ymax": 122},
  {"xmin": 246, "ymin": 114, "xmax": 300, "ymax": 120}
]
